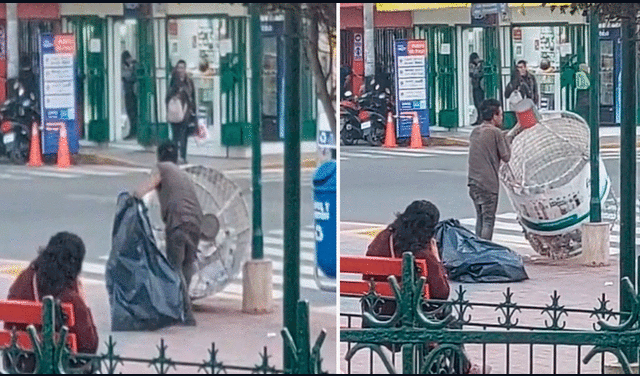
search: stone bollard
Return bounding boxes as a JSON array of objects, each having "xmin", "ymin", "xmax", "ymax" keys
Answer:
[
  {"xmin": 580, "ymin": 222, "xmax": 610, "ymax": 266},
  {"xmin": 242, "ymin": 259, "xmax": 273, "ymax": 314}
]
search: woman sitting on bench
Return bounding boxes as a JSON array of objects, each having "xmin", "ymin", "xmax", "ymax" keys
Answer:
[
  {"xmin": 4, "ymin": 232, "xmax": 98, "ymax": 371},
  {"xmin": 366, "ymin": 199, "xmax": 450, "ymax": 305}
]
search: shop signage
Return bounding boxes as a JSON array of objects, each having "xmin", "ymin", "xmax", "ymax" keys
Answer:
[
  {"xmin": 471, "ymin": 3, "xmax": 509, "ymax": 26},
  {"xmin": 123, "ymin": 3, "xmax": 151, "ymax": 18},
  {"xmin": 0, "ymin": 25, "xmax": 5, "ymax": 61},
  {"xmin": 394, "ymin": 39, "xmax": 430, "ymax": 138},
  {"xmin": 353, "ymin": 33, "xmax": 363, "ymax": 62},
  {"xmin": 39, "ymin": 33, "xmax": 79, "ymax": 155}
]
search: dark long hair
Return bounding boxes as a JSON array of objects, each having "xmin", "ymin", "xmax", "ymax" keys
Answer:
[
  {"xmin": 32, "ymin": 232, "xmax": 86, "ymax": 298},
  {"xmin": 388, "ymin": 200, "xmax": 440, "ymax": 257}
]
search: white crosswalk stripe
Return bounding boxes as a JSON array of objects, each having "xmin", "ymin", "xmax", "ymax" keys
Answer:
[
  {"xmin": 459, "ymin": 212, "xmax": 640, "ymax": 256},
  {"xmin": 600, "ymin": 149, "xmax": 640, "ymax": 161},
  {"xmin": 222, "ymin": 226, "xmax": 321, "ymax": 300},
  {"xmin": 96, "ymin": 226, "xmax": 324, "ymax": 301},
  {"xmin": 0, "ymin": 165, "xmax": 151, "ymax": 180},
  {"xmin": 224, "ymin": 168, "xmax": 315, "ymax": 187},
  {"xmin": 341, "ymin": 146, "xmax": 468, "ymax": 160}
]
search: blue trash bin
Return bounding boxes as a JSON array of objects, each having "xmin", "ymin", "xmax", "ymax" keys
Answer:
[{"xmin": 313, "ymin": 160, "xmax": 336, "ymax": 278}]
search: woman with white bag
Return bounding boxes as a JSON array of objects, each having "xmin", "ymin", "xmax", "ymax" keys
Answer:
[{"xmin": 166, "ymin": 60, "xmax": 196, "ymax": 164}]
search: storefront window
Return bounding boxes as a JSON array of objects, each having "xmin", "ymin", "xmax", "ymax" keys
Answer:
[{"xmin": 168, "ymin": 17, "xmax": 228, "ymax": 129}]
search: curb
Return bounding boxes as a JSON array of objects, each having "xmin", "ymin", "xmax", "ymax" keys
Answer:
[
  {"xmin": 425, "ymin": 136, "xmax": 469, "ymax": 147},
  {"xmin": 77, "ymin": 153, "xmax": 319, "ymax": 170}
]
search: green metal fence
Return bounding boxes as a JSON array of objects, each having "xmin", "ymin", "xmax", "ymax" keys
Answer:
[
  {"xmin": 1, "ymin": 297, "xmax": 326, "ymax": 374},
  {"xmin": 341, "ymin": 252, "xmax": 640, "ymax": 374}
]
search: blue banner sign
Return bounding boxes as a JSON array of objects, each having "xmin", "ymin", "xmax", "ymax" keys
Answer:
[
  {"xmin": 394, "ymin": 39, "xmax": 430, "ymax": 138},
  {"xmin": 39, "ymin": 33, "xmax": 79, "ymax": 155}
]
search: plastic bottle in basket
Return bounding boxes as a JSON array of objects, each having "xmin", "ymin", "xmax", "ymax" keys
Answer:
[
  {"xmin": 513, "ymin": 99, "xmax": 540, "ymax": 129},
  {"xmin": 498, "ymin": 111, "xmax": 613, "ymax": 259}
]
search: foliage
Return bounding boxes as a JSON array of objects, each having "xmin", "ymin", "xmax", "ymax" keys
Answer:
[{"xmin": 543, "ymin": 3, "xmax": 640, "ymax": 22}]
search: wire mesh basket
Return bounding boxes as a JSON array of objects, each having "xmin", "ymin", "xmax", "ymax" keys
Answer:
[
  {"xmin": 499, "ymin": 111, "xmax": 617, "ymax": 259},
  {"xmin": 145, "ymin": 166, "xmax": 250, "ymax": 300}
]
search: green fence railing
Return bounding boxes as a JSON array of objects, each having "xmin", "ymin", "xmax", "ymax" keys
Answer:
[
  {"xmin": 341, "ymin": 252, "xmax": 640, "ymax": 374},
  {"xmin": 1, "ymin": 297, "xmax": 326, "ymax": 374}
]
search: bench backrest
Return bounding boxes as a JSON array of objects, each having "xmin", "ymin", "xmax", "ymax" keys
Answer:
[
  {"xmin": 340, "ymin": 255, "xmax": 430, "ymax": 299},
  {"xmin": 0, "ymin": 300, "xmax": 77, "ymax": 352}
]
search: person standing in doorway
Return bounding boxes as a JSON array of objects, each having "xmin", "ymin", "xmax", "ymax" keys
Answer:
[
  {"xmin": 467, "ymin": 99, "xmax": 514, "ymax": 241},
  {"xmin": 122, "ymin": 51, "xmax": 138, "ymax": 140},
  {"xmin": 167, "ymin": 60, "xmax": 196, "ymax": 164},
  {"xmin": 469, "ymin": 53, "xmax": 485, "ymax": 126},
  {"xmin": 505, "ymin": 60, "xmax": 539, "ymax": 106}
]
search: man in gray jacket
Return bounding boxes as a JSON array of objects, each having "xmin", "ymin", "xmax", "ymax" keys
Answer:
[
  {"xmin": 467, "ymin": 99, "xmax": 515, "ymax": 240},
  {"xmin": 135, "ymin": 141, "xmax": 203, "ymax": 325}
]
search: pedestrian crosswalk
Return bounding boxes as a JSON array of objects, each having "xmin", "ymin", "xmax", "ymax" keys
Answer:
[
  {"xmin": 459, "ymin": 211, "xmax": 640, "ymax": 257},
  {"xmin": 216, "ymin": 225, "xmax": 324, "ymax": 300},
  {"xmin": 225, "ymin": 167, "xmax": 316, "ymax": 187},
  {"xmin": 0, "ymin": 165, "xmax": 151, "ymax": 180},
  {"xmin": 96, "ymin": 225, "xmax": 325, "ymax": 301},
  {"xmin": 600, "ymin": 148, "xmax": 640, "ymax": 161},
  {"xmin": 340, "ymin": 147, "xmax": 468, "ymax": 161}
]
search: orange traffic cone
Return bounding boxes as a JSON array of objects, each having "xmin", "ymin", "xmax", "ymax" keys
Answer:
[
  {"xmin": 409, "ymin": 113, "xmax": 423, "ymax": 149},
  {"xmin": 383, "ymin": 111, "xmax": 396, "ymax": 148},
  {"xmin": 27, "ymin": 122, "xmax": 43, "ymax": 167},
  {"xmin": 57, "ymin": 124, "xmax": 71, "ymax": 168}
]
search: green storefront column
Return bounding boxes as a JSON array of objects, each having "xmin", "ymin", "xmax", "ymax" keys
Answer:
[
  {"xmin": 220, "ymin": 17, "xmax": 249, "ymax": 146},
  {"xmin": 137, "ymin": 18, "xmax": 156, "ymax": 146},
  {"xmin": 67, "ymin": 16, "xmax": 109, "ymax": 143}
]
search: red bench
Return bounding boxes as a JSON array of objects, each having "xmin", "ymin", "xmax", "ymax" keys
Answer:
[
  {"xmin": 340, "ymin": 255, "xmax": 430, "ymax": 299},
  {"xmin": 0, "ymin": 300, "xmax": 77, "ymax": 352}
]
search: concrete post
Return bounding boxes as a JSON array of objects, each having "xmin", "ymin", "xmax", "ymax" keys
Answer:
[
  {"xmin": 580, "ymin": 222, "xmax": 610, "ymax": 266},
  {"xmin": 242, "ymin": 259, "xmax": 273, "ymax": 314},
  {"xmin": 6, "ymin": 3, "xmax": 18, "ymax": 80},
  {"xmin": 363, "ymin": 2, "xmax": 375, "ymax": 89}
]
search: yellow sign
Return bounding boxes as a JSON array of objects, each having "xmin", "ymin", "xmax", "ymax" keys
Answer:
[{"xmin": 376, "ymin": 3, "xmax": 571, "ymax": 12}]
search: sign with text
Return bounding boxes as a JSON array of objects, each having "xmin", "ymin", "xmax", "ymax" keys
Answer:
[
  {"xmin": 40, "ymin": 33, "xmax": 79, "ymax": 155},
  {"xmin": 353, "ymin": 33, "xmax": 363, "ymax": 61},
  {"xmin": 394, "ymin": 39, "xmax": 429, "ymax": 138}
]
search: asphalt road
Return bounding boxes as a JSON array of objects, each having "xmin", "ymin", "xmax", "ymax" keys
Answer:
[
  {"xmin": 0, "ymin": 160, "xmax": 334, "ymax": 307},
  {"xmin": 340, "ymin": 144, "xmax": 637, "ymax": 226}
]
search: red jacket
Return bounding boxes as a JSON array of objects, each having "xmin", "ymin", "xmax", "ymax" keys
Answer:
[
  {"xmin": 4, "ymin": 265, "xmax": 99, "ymax": 354},
  {"xmin": 366, "ymin": 228, "xmax": 450, "ymax": 300}
]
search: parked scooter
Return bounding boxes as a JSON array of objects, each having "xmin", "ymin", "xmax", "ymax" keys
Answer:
[
  {"xmin": 0, "ymin": 80, "xmax": 39, "ymax": 164},
  {"xmin": 340, "ymin": 79, "xmax": 389, "ymax": 146}
]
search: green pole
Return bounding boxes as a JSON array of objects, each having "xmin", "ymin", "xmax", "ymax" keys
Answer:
[
  {"xmin": 282, "ymin": 5, "xmax": 301, "ymax": 371},
  {"xmin": 250, "ymin": 3, "xmax": 263, "ymax": 260},
  {"xmin": 589, "ymin": 8, "xmax": 601, "ymax": 222},
  {"xmin": 619, "ymin": 17, "xmax": 637, "ymax": 362}
]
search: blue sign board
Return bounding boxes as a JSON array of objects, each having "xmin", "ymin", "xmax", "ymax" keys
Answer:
[
  {"xmin": 39, "ymin": 33, "xmax": 79, "ymax": 155},
  {"xmin": 394, "ymin": 39, "xmax": 430, "ymax": 138}
]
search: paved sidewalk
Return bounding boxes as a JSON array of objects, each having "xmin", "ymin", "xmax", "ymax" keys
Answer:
[
  {"xmin": 340, "ymin": 226, "xmax": 625, "ymax": 374},
  {"xmin": 0, "ymin": 263, "xmax": 337, "ymax": 373}
]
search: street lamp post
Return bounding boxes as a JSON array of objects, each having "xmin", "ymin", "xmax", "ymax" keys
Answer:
[
  {"xmin": 589, "ymin": 8, "xmax": 601, "ymax": 223},
  {"xmin": 619, "ymin": 16, "xmax": 637, "ymax": 363},
  {"xmin": 250, "ymin": 3, "xmax": 264, "ymax": 261},
  {"xmin": 282, "ymin": 5, "xmax": 301, "ymax": 371}
]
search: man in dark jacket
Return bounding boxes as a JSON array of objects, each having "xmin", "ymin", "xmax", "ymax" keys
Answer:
[
  {"xmin": 505, "ymin": 60, "xmax": 539, "ymax": 106},
  {"xmin": 135, "ymin": 141, "xmax": 203, "ymax": 326}
]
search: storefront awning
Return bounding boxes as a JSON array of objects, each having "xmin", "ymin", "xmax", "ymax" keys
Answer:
[{"xmin": 376, "ymin": 3, "xmax": 572, "ymax": 12}]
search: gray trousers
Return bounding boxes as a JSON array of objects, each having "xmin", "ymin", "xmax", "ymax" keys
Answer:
[
  {"xmin": 166, "ymin": 222, "xmax": 200, "ymax": 323},
  {"xmin": 468, "ymin": 185, "xmax": 499, "ymax": 241}
]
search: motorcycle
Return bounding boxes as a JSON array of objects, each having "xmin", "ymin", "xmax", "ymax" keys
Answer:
[
  {"xmin": 340, "ymin": 81, "xmax": 389, "ymax": 146},
  {"xmin": 0, "ymin": 80, "xmax": 39, "ymax": 164}
]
